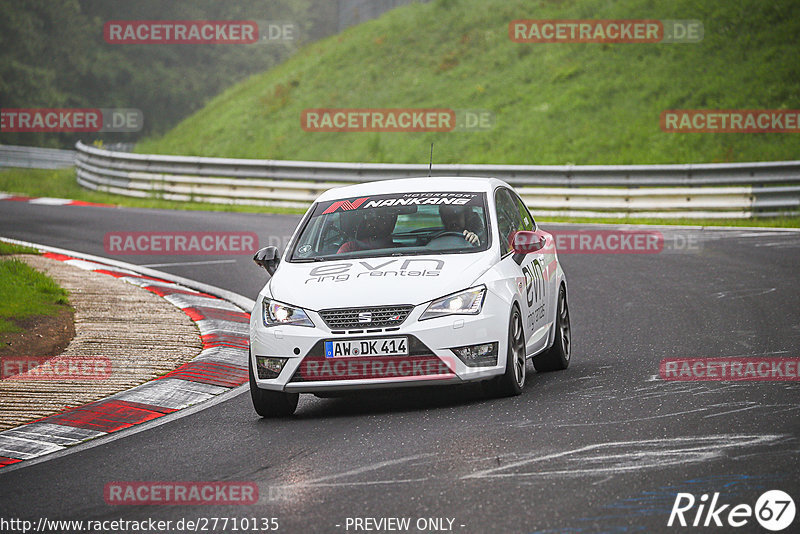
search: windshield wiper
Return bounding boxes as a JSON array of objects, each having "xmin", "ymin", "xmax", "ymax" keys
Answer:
[{"xmin": 292, "ymin": 257, "xmax": 329, "ymax": 262}]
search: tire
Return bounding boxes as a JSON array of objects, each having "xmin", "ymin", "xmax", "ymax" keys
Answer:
[
  {"xmin": 484, "ymin": 305, "xmax": 526, "ymax": 397},
  {"xmin": 533, "ymin": 285, "xmax": 571, "ymax": 372},
  {"xmin": 313, "ymin": 392, "xmax": 352, "ymax": 399},
  {"xmin": 248, "ymin": 352, "xmax": 299, "ymax": 417}
]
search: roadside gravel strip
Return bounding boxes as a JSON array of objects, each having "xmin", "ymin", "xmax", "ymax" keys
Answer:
[
  {"xmin": 0, "ymin": 254, "xmax": 202, "ymax": 430},
  {"xmin": 0, "ymin": 238, "xmax": 253, "ymax": 469}
]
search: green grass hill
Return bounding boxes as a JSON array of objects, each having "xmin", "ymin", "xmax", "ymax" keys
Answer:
[{"xmin": 137, "ymin": 0, "xmax": 800, "ymax": 165}]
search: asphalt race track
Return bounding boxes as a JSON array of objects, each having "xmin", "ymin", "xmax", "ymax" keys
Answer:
[{"xmin": 1, "ymin": 201, "xmax": 799, "ymax": 533}]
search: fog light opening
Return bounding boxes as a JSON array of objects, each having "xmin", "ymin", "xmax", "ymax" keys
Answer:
[
  {"xmin": 450, "ymin": 342, "xmax": 498, "ymax": 367},
  {"xmin": 256, "ymin": 356, "xmax": 288, "ymax": 379}
]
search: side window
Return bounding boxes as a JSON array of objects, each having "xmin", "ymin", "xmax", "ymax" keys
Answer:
[
  {"xmin": 514, "ymin": 193, "xmax": 535, "ymax": 231},
  {"xmin": 495, "ymin": 188, "xmax": 523, "ymax": 254}
]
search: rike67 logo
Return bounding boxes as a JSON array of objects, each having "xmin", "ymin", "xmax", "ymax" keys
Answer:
[{"xmin": 668, "ymin": 490, "xmax": 795, "ymax": 531}]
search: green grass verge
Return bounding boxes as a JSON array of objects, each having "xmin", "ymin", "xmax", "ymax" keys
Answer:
[
  {"xmin": 0, "ymin": 257, "xmax": 70, "ymax": 338},
  {"xmin": 0, "ymin": 241, "xmax": 40, "ymax": 255},
  {"xmin": 2, "ymin": 167, "xmax": 798, "ymax": 227},
  {"xmin": 137, "ymin": 0, "xmax": 800, "ymax": 165}
]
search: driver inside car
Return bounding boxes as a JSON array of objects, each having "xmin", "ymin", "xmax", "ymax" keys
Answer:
[
  {"xmin": 438, "ymin": 204, "xmax": 484, "ymax": 246},
  {"xmin": 337, "ymin": 208, "xmax": 398, "ymax": 253}
]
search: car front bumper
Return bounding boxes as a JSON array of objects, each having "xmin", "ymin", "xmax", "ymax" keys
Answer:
[{"xmin": 249, "ymin": 292, "xmax": 510, "ymax": 393}]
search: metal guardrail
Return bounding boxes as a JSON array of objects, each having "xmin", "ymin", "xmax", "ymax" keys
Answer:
[
  {"xmin": 74, "ymin": 141, "xmax": 800, "ymax": 218},
  {"xmin": 0, "ymin": 145, "xmax": 76, "ymax": 169}
]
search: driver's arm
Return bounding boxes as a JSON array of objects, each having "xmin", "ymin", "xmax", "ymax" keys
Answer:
[
  {"xmin": 337, "ymin": 241, "xmax": 361, "ymax": 253},
  {"xmin": 464, "ymin": 211, "xmax": 483, "ymax": 245}
]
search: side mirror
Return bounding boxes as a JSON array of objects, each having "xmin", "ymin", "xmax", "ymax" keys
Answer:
[
  {"xmin": 511, "ymin": 231, "xmax": 545, "ymax": 265},
  {"xmin": 253, "ymin": 246, "xmax": 280, "ymax": 275}
]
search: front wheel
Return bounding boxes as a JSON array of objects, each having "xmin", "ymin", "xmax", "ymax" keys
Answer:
[
  {"xmin": 484, "ymin": 305, "xmax": 526, "ymax": 397},
  {"xmin": 533, "ymin": 285, "xmax": 571, "ymax": 372},
  {"xmin": 249, "ymin": 352, "xmax": 298, "ymax": 417}
]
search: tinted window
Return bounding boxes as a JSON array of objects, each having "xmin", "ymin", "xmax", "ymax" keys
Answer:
[
  {"xmin": 514, "ymin": 193, "xmax": 535, "ymax": 231},
  {"xmin": 495, "ymin": 188, "xmax": 523, "ymax": 254}
]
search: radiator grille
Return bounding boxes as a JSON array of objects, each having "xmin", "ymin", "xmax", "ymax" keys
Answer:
[{"xmin": 318, "ymin": 305, "xmax": 413, "ymax": 330}]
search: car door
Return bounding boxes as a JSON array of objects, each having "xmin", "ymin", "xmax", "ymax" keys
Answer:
[
  {"xmin": 494, "ymin": 188, "xmax": 550, "ymax": 355},
  {"xmin": 512, "ymin": 190, "xmax": 557, "ymax": 337}
]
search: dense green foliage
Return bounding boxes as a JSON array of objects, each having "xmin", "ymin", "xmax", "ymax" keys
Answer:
[
  {"xmin": 141, "ymin": 0, "xmax": 800, "ymax": 164},
  {"xmin": 0, "ymin": 0, "xmax": 338, "ymax": 147}
]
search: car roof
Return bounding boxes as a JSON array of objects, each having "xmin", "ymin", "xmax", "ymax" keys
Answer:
[{"xmin": 315, "ymin": 176, "xmax": 511, "ymax": 202}]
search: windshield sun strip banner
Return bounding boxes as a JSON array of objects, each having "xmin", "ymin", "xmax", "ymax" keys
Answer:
[{"xmin": 316, "ymin": 192, "xmax": 485, "ymax": 215}]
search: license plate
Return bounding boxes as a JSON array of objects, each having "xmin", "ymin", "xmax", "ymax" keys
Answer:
[{"xmin": 325, "ymin": 337, "xmax": 408, "ymax": 358}]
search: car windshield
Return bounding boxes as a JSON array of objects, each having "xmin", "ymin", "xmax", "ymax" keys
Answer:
[{"xmin": 289, "ymin": 191, "xmax": 489, "ymax": 261}]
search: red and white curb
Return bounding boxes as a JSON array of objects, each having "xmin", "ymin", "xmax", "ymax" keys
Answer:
[
  {"xmin": 0, "ymin": 242, "xmax": 253, "ymax": 469},
  {"xmin": 0, "ymin": 192, "xmax": 112, "ymax": 208}
]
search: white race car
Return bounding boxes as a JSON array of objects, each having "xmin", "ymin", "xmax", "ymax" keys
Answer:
[{"xmin": 249, "ymin": 177, "xmax": 571, "ymax": 416}]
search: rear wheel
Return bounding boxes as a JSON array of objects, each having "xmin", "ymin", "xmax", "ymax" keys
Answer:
[
  {"xmin": 533, "ymin": 285, "xmax": 571, "ymax": 372},
  {"xmin": 484, "ymin": 305, "xmax": 526, "ymax": 397},
  {"xmin": 248, "ymin": 352, "xmax": 298, "ymax": 417}
]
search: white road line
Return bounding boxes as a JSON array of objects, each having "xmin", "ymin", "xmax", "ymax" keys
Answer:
[
  {"xmin": 513, "ymin": 406, "xmax": 712, "ymax": 429},
  {"xmin": 273, "ymin": 478, "xmax": 429, "ymax": 490},
  {"xmin": 304, "ymin": 454, "xmax": 434, "ymax": 485},
  {"xmin": 712, "ymin": 288, "xmax": 777, "ymax": 299},
  {"xmin": 27, "ymin": 197, "xmax": 72, "ymax": 205},
  {"xmin": 461, "ymin": 435, "xmax": 782, "ymax": 480},
  {"xmin": 272, "ymin": 454, "xmax": 436, "ymax": 490},
  {"xmin": 704, "ymin": 404, "xmax": 767, "ymax": 418}
]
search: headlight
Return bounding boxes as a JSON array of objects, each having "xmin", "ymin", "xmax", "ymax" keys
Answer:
[
  {"xmin": 262, "ymin": 298, "xmax": 314, "ymax": 328},
  {"xmin": 419, "ymin": 285, "xmax": 486, "ymax": 321}
]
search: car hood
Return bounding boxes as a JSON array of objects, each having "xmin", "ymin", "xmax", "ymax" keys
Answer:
[{"xmin": 268, "ymin": 252, "xmax": 496, "ymax": 310}]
